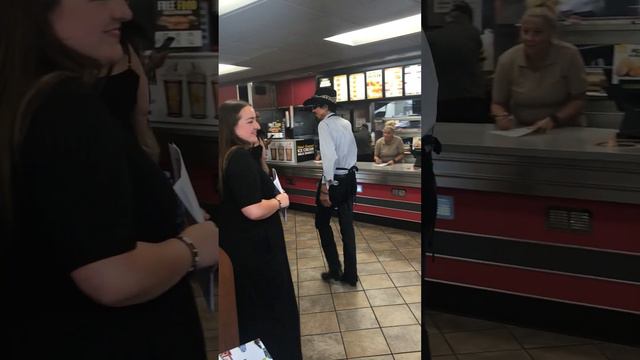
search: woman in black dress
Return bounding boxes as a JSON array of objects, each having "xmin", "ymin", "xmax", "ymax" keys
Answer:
[
  {"xmin": 218, "ymin": 100, "xmax": 302, "ymax": 359},
  {"xmin": 1, "ymin": 1, "xmax": 218, "ymax": 358}
]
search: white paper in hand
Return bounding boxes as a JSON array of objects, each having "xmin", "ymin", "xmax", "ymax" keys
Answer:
[
  {"xmin": 271, "ymin": 168, "xmax": 287, "ymax": 222},
  {"xmin": 168, "ymin": 143, "xmax": 205, "ymax": 223}
]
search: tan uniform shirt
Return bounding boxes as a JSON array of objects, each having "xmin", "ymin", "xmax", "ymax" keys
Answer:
[
  {"xmin": 492, "ymin": 40, "xmax": 587, "ymax": 126},
  {"xmin": 374, "ymin": 135, "xmax": 404, "ymax": 163}
]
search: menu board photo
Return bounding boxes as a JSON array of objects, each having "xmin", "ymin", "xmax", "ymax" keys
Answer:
[
  {"xmin": 333, "ymin": 75, "xmax": 349, "ymax": 102},
  {"xmin": 384, "ymin": 67, "xmax": 403, "ymax": 98},
  {"xmin": 612, "ymin": 44, "xmax": 640, "ymax": 85},
  {"xmin": 366, "ymin": 70, "xmax": 383, "ymax": 99},
  {"xmin": 154, "ymin": 0, "xmax": 203, "ymax": 48},
  {"xmin": 349, "ymin": 73, "xmax": 366, "ymax": 101},
  {"xmin": 319, "ymin": 77, "xmax": 332, "ymax": 88},
  {"xmin": 404, "ymin": 64, "xmax": 421, "ymax": 96}
]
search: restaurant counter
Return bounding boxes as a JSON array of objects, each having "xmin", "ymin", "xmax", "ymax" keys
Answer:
[
  {"xmin": 269, "ymin": 160, "xmax": 420, "ymax": 230},
  {"xmin": 427, "ymin": 123, "xmax": 640, "ymax": 345}
]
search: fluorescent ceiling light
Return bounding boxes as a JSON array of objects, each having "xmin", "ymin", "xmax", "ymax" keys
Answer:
[
  {"xmin": 219, "ymin": 0, "xmax": 261, "ymax": 15},
  {"xmin": 324, "ymin": 14, "xmax": 421, "ymax": 46},
  {"xmin": 219, "ymin": 64, "xmax": 251, "ymax": 75}
]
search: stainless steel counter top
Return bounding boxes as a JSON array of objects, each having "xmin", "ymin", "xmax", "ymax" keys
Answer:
[
  {"xmin": 432, "ymin": 124, "xmax": 640, "ymax": 205},
  {"xmin": 269, "ymin": 160, "xmax": 421, "ymax": 187}
]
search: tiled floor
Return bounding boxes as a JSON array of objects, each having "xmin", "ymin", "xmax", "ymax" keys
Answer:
[
  {"xmin": 284, "ymin": 210, "xmax": 422, "ymax": 360},
  {"xmin": 426, "ymin": 310, "xmax": 640, "ymax": 360}
]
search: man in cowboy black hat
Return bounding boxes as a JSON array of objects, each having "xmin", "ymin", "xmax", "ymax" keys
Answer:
[{"xmin": 304, "ymin": 87, "xmax": 359, "ymax": 286}]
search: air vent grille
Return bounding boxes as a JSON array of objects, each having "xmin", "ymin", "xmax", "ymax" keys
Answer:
[{"xmin": 546, "ymin": 207, "xmax": 592, "ymax": 232}]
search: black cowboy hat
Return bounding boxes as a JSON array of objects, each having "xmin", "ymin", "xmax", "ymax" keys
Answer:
[{"xmin": 303, "ymin": 87, "xmax": 337, "ymax": 108}]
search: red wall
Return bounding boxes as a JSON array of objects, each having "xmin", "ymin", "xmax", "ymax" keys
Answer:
[
  {"xmin": 218, "ymin": 85, "xmax": 238, "ymax": 104},
  {"xmin": 276, "ymin": 77, "xmax": 316, "ymax": 107}
]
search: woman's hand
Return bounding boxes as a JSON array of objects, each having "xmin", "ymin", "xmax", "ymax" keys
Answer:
[
  {"xmin": 275, "ymin": 192, "xmax": 290, "ymax": 208},
  {"xmin": 494, "ymin": 114, "xmax": 514, "ymax": 130},
  {"xmin": 374, "ymin": 157, "xmax": 382, "ymax": 164},
  {"xmin": 531, "ymin": 117, "xmax": 555, "ymax": 133},
  {"xmin": 387, "ymin": 160, "xmax": 395, "ymax": 166},
  {"xmin": 180, "ymin": 221, "xmax": 219, "ymax": 268}
]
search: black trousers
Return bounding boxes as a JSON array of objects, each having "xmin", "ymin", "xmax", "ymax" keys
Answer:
[{"xmin": 315, "ymin": 180, "xmax": 357, "ymax": 282}]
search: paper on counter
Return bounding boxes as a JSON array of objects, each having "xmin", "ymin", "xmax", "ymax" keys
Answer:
[
  {"xmin": 490, "ymin": 127, "xmax": 536, "ymax": 137},
  {"xmin": 373, "ymin": 162, "xmax": 391, "ymax": 167},
  {"xmin": 271, "ymin": 168, "xmax": 287, "ymax": 222},
  {"xmin": 169, "ymin": 143, "xmax": 205, "ymax": 223}
]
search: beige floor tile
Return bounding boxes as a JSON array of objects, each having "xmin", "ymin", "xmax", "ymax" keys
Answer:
[
  {"xmin": 301, "ymin": 333, "xmax": 346, "ymax": 360},
  {"xmin": 298, "ymin": 239, "xmax": 321, "ymax": 249},
  {"xmin": 356, "ymin": 244, "xmax": 373, "ymax": 253},
  {"xmin": 331, "ymin": 280, "xmax": 364, "ymax": 293},
  {"xmin": 407, "ymin": 303, "xmax": 421, "ymax": 324},
  {"xmin": 389, "ymin": 271, "xmax": 421, "ymax": 287},
  {"xmin": 343, "ymin": 328, "xmax": 391, "ymax": 358},
  {"xmin": 444, "ymin": 329, "xmax": 521, "ymax": 354},
  {"xmin": 290, "ymin": 269, "xmax": 298, "ymax": 283},
  {"xmin": 391, "ymin": 238, "xmax": 421, "ymax": 249},
  {"xmin": 382, "ymin": 325, "xmax": 421, "ymax": 353},
  {"xmin": 368, "ymin": 241, "xmax": 398, "ymax": 251},
  {"xmin": 397, "ymin": 286, "xmax": 421, "ymax": 303},
  {"xmin": 410, "ymin": 259, "xmax": 421, "ymax": 273},
  {"xmin": 374, "ymin": 250, "xmax": 406, "ymax": 261},
  {"xmin": 333, "ymin": 291, "xmax": 370, "ymax": 310},
  {"xmin": 336, "ymin": 307, "xmax": 380, "ymax": 331},
  {"xmin": 298, "ymin": 256, "xmax": 326, "ymax": 269},
  {"xmin": 429, "ymin": 332, "xmax": 454, "ymax": 356},
  {"xmin": 296, "ymin": 232, "xmax": 317, "ymax": 241},
  {"xmin": 300, "ymin": 311, "xmax": 340, "ymax": 336},
  {"xmin": 365, "ymin": 288, "xmax": 405, "ymax": 306},
  {"xmin": 431, "ymin": 313, "xmax": 504, "ymax": 333},
  {"xmin": 528, "ymin": 345, "xmax": 608, "ymax": 360},
  {"xmin": 299, "ymin": 280, "xmax": 332, "ymax": 296},
  {"xmin": 349, "ymin": 356, "xmax": 393, "ymax": 360},
  {"xmin": 298, "ymin": 267, "xmax": 326, "ymax": 282},
  {"xmin": 358, "ymin": 261, "xmax": 387, "ymax": 275},
  {"xmin": 357, "ymin": 251, "xmax": 381, "ymax": 263},
  {"xmin": 361, "ymin": 274, "xmax": 395, "ymax": 290},
  {"xmin": 373, "ymin": 305, "xmax": 419, "ymax": 327},
  {"xmin": 595, "ymin": 342, "xmax": 640, "ymax": 360},
  {"xmin": 457, "ymin": 350, "xmax": 532, "ymax": 360},
  {"xmin": 398, "ymin": 248, "xmax": 422, "ymax": 260},
  {"xmin": 508, "ymin": 326, "xmax": 593, "ymax": 348},
  {"xmin": 297, "ymin": 248, "xmax": 323, "ymax": 259},
  {"xmin": 381, "ymin": 260, "xmax": 415, "ymax": 273},
  {"xmin": 393, "ymin": 352, "xmax": 422, "ymax": 360},
  {"xmin": 299, "ymin": 294, "xmax": 335, "ymax": 314}
]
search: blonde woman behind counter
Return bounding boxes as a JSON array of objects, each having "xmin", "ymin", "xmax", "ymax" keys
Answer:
[
  {"xmin": 491, "ymin": 2, "xmax": 587, "ymax": 133},
  {"xmin": 374, "ymin": 126, "xmax": 405, "ymax": 165}
]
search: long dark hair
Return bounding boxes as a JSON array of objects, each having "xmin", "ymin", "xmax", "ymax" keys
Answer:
[
  {"xmin": 218, "ymin": 100, "xmax": 253, "ymax": 193},
  {"xmin": 0, "ymin": 0, "xmax": 102, "ymax": 226}
]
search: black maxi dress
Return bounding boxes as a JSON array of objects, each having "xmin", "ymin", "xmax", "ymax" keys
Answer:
[{"xmin": 219, "ymin": 148, "xmax": 302, "ymax": 359}]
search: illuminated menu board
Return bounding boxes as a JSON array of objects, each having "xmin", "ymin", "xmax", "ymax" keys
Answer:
[
  {"xmin": 366, "ymin": 70, "xmax": 383, "ymax": 99},
  {"xmin": 333, "ymin": 75, "xmax": 348, "ymax": 102},
  {"xmin": 404, "ymin": 64, "xmax": 421, "ymax": 96},
  {"xmin": 348, "ymin": 73, "xmax": 366, "ymax": 101},
  {"xmin": 319, "ymin": 77, "xmax": 332, "ymax": 88},
  {"xmin": 384, "ymin": 67, "xmax": 403, "ymax": 97}
]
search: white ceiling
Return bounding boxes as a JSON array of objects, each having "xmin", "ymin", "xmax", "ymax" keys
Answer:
[{"xmin": 219, "ymin": 0, "xmax": 422, "ymax": 83}]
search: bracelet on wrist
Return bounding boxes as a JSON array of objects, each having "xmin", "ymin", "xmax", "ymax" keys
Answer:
[
  {"xmin": 176, "ymin": 235, "xmax": 199, "ymax": 272},
  {"xmin": 275, "ymin": 196, "xmax": 283, "ymax": 209}
]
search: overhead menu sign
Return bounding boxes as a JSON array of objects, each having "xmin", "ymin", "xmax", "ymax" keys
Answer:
[
  {"xmin": 155, "ymin": 0, "xmax": 203, "ymax": 48},
  {"xmin": 404, "ymin": 64, "xmax": 421, "ymax": 96},
  {"xmin": 366, "ymin": 70, "xmax": 383, "ymax": 99},
  {"xmin": 384, "ymin": 67, "xmax": 403, "ymax": 98},
  {"xmin": 349, "ymin": 73, "xmax": 366, "ymax": 101},
  {"xmin": 333, "ymin": 75, "xmax": 348, "ymax": 102}
]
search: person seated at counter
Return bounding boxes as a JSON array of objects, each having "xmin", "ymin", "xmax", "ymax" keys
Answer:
[
  {"xmin": 374, "ymin": 126, "xmax": 405, "ymax": 165},
  {"xmin": 491, "ymin": 0, "xmax": 587, "ymax": 132}
]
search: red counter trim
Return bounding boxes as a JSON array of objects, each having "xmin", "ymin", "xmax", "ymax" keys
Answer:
[{"xmin": 425, "ymin": 256, "xmax": 640, "ymax": 314}]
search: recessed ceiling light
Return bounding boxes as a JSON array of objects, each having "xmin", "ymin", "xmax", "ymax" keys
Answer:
[
  {"xmin": 219, "ymin": 64, "xmax": 251, "ymax": 75},
  {"xmin": 219, "ymin": 0, "xmax": 262, "ymax": 15},
  {"xmin": 324, "ymin": 14, "xmax": 421, "ymax": 46}
]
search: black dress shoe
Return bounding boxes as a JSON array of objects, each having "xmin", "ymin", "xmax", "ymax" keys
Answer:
[
  {"xmin": 321, "ymin": 271, "xmax": 343, "ymax": 282},
  {"xmin": 340, "ymin": 275, "xmax": 359, "ymax": 287}
]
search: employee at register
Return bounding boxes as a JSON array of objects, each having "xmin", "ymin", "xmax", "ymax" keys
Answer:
[
  {"xmin": 374, "ymin": 126, "xmax": 405, "ymax": 165},
  {"xmin": 491, "ymin": 1, "xmax": 587, "ymax": 132}
]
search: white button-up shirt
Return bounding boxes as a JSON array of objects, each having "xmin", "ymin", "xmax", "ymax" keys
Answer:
[{"xmin": 317, "ymin": 112, "xmax": 357, "ymax": 185}]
